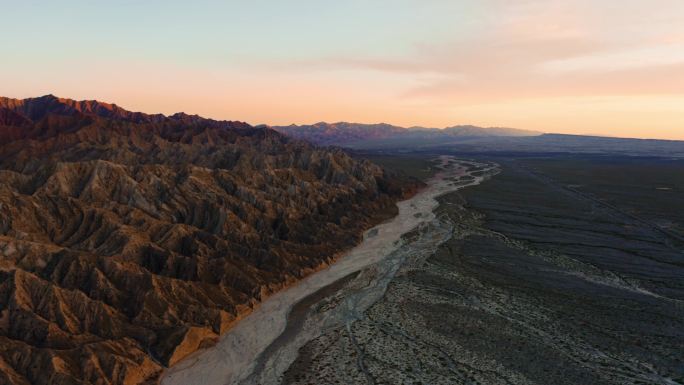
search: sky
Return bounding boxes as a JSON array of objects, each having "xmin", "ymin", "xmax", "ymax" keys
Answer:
[{"xmin": 2, "ymin": 0, "xmax": 684, "ymax": 140}]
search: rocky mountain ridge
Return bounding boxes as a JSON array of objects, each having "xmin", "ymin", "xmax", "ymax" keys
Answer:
[
  {"xmin": 272, "ymin": 121, "xmax": 684, "ymax": 157},
  {"xmin": 0, "ymin": 95, "xmax": 418, "ymax": 385},
  {"xmin": 271, "ymin": 121, "xmax": 541, "ymax": 146}
]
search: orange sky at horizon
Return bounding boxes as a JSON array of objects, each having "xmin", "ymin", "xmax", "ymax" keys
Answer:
[{"xmin": 2, "ymin": 0, "xmax": 683, "ymax": 141}]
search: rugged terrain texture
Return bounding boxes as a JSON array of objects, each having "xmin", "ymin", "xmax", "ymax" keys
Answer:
[
  {"xmin": 0, "ymin": 95, "xmax": 418, "ymax": 385},
  {"xmin": 284, "ymin": 159, "xmax": 684, "ymax": 385}
]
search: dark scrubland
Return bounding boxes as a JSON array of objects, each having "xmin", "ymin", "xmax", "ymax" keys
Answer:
[
  {"xmin": 284, "ymin": 155, "xmax": 684, "ymax": 385},
  {"xmin": 353, "ymin": 153, "xmax": 440, "ymax": 181},
  {"xmin": 518, "ymin": 156, "xmax": 684, "ymax": 239}
]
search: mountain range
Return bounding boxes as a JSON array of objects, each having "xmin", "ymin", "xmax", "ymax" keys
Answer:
[
  {"xmin": 272, "ymin": 122, "xmax": 684, "ymax": 158},
  {"xmin": 271, "ymin": 122, "xmax": 541, "ymax": 147},
  {"xmin": 0, "ymin": 95, "xmax": 418, "ymax": 385}
]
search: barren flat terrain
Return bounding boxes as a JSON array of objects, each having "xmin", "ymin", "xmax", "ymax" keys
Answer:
[{"xmin": 283, "ymin": 156, "xmax": 684, "ymax": 385}]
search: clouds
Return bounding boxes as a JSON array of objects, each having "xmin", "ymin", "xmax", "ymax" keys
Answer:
[{"xmin": 298, "ymin": 0, "xmax": 684, "ymax": 105}]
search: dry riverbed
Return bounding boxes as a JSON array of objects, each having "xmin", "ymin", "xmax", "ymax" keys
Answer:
[{"xmin": 161, "ymin": 157, "xmax": 499, "ymax": 385}]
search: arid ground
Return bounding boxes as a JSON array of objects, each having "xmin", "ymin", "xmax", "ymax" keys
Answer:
[{"xmin": 282, "ymin": 155, "xmax": 684, "ymax": 385}]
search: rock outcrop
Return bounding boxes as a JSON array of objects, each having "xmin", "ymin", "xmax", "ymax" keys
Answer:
[{"xmin": 0, "ymin": 95, "xmax": 419, "ymax": 385}]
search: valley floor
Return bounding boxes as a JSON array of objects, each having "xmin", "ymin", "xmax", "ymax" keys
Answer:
[
  {"xmin": 164, "ymin": 155, "xmax": 684, "ymax": 385},
  {"xmin": 161, "ymin": 157, "xmax": 497, "ymax": 385},
  {"xmin": 282, "ymin": 158, "xmax": 684, "ymax": 385}
]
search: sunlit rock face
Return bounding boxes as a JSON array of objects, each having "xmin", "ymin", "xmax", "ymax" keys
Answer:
[{"xmin": 0, "ymin": 95, "xmax": 418, "ymax": 385}]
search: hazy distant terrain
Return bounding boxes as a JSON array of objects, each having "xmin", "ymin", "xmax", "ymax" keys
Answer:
[
  {"xmin": 274, "ymin": 123, "xmax": 684, "ymax": 158},
  {"xmin": 272, "ymin": 122, "xmax": 541, "ymax": 147},
  {"xmin": 367, "ymin": 134, "xmax": 684, "ymax": 158}
]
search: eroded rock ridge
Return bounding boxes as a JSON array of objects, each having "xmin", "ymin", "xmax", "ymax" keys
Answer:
[{"xmin": 0, "ymin": 95, "xmax": 417, "ymax": 385}]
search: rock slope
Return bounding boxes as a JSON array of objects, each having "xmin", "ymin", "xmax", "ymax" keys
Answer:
[{"xmin": 0, "ymin": 95, "xmax": 418, "ymax": 385}]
